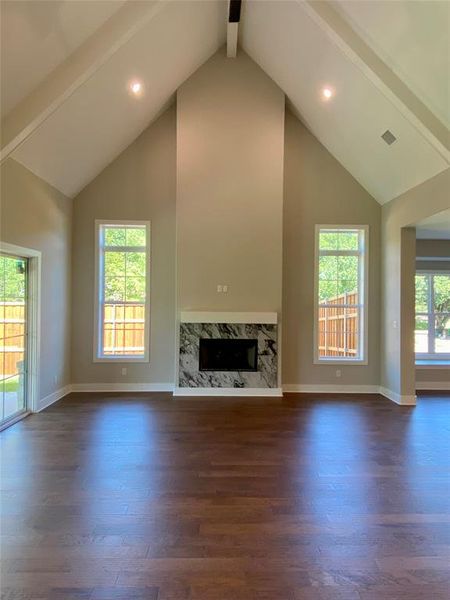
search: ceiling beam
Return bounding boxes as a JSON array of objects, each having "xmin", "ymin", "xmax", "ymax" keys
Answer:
[
  {"xmin": 301, "ymin": 0, "xmax": 449, "ymax": 164},
  {"xmin": 0, "ymin": 0, "xmax": 170, "ymax": 163},
  {"xmin": 227, "ymin": 0, "xmax": 242, "ymax": 58}
]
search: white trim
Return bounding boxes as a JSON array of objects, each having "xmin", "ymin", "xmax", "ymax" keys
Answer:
[
  {"xmin": 313, "ymin": 225, "xmax": 369, "ymax": 365},
  {"xmin": 283, "ymin": 384, "xmax": 379, "ymax": 394},
  {"xmin": 416, "ymin": 381, "xmax": 450, "ymax": 391},
  {"xmin": 0, "ymin": 241, "xmax": 41, "ymax": 414},
  {"xmin": 37, "ymin": 384, "xmax": 72, "ymax": 412},
  {"xmin": 417, "ymin": 269, "xmax": 450, "ymax": 274},
  {"xmin": 284, "ymin": 384, "xmax": 419, "ymax": 406},
  {"xmin": 0, "ymin": 410, "xmax": 30, "ymax": 432},
  {"xmin": 417, "ymin": 257, "xmax": 450, "ymax": 263},
  {"xmin": 180, "ymin": 311, "xmax": 278, "ymax": 324},
  {"xmin": 227, "ymin": 22, "xmax": 238, "ymax": 58},
  {"xmin": 379, "ymin": 386, "xmax": 416, "ymax": 406},
  {"xmin": 416, "ymin": 363, "xmax": 450, "ymax": 369},
  {"xmin": 94, "ymin": 220, "xmax": 150, "ymax": 363},
  {"xmin": 71, "ymin": 383, "xmax": 173, "ymax": 393},
  {"xmin": 173, "ymin": 387, "xmax": 283, "ymax": 397}
]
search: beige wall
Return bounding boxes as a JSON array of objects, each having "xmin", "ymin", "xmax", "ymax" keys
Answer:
[
  {"xmin": 5, "ymin": 55, "xmax": 445, "ymax": 396},
  {"xmin": 283, "ymin": 111, "xmax": 381, "ymax": 387},
  {"xmin": 417, "ymin": 238, "xmax": 450, "ymax": 259},
  {"xmin": 71, "ymin": 106, "xmax": 176, "ymax": 385},
  {"xmin": 416, "ymin": 238, "xmax": 450, "ymax": 271},
  {"xmin": 416, "ymin": 367, "xmax": 450, "ymax": 387},
  {"xmin": 381, "ymin": 168, "xmax": 450, "ymax": 400},
  {"xmin": 0, "ymin": 158, "xmax": 72, "ymax": 400},
  {"xmin": 176, "ymin": 49, "xmax": 285, "ymax": 312}
]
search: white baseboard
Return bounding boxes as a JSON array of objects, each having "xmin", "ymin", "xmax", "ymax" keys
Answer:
[
  {"xmin": 37, "ymin": 384, "xmax": 72, "ymax": 412},
  {"xmin": 416, "ymin": 381, "xmax": 450, "ymax": 391},
  {"xmin": 283, "ymin": 384, "xmax": 380, "ymax": 394},
  {"xmin": 284, "ymin": 384, "xmax": 418, "ymax": 406},
  {"xmin": 71, "ymin": 383, "xmax": 173, "ymax": 393},
  {"xmin": 34, "ymin": 382, "xmax": 434, "ymax": 411},
  {"xmin": 379, "ymin": 386, "xmax": 416, "ymax": 406},
  {"xmin": 173, "ymin": 387, "xmax": 283, "ymax": 397}
]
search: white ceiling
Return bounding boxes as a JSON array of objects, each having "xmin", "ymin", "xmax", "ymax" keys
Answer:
[
  {"xmin": 8, "ymin": 0, "xmax": 227, "ymax": 197},
  {"xmin": 1, "ymin": 0, "xmax": 125, "ymax": 118},
  {"xmin": 416, "ymin": 209, "xmax": 450, "ymax": 240},
  {"xmin": 1, "ymin": 0, "xmax": 449, "ymax": 202},
  {"xmin": 240, "ymin": 0, "xmax": 449, "ymax": 204},
  {"xmin": 333, "ymin": 0, "xmax": 450, "ymax": 130}
]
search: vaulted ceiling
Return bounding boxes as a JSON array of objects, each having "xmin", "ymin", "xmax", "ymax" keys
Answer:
[{"xmin": 1, "ymin": 0, "xmax": 449, "ymax": 203}]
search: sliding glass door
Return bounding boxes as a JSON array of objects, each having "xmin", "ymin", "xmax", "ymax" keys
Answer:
[{"xmin": 0, "ymin": 253, "xmax": 28, "ymax": 426}]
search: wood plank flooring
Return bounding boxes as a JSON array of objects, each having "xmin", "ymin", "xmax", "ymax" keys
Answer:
[{"xmin": 1, "ymin": 392, "xmax": 449, "ymax": 599}]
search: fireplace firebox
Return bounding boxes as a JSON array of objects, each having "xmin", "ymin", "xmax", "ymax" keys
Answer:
[{"xmin": 199, "ymin": 338, "xmax": 258, "ymax": 372}]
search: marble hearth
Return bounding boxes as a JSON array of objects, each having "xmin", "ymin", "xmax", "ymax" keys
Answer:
[{"xmin": 176, "ymin": 312, "xmax": 280, "ymax": 396}]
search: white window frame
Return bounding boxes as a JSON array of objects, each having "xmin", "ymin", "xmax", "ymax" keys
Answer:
[
  {"xmin": 94, "ymin": 220, "xmax": 150, "ymax": 363},
  {"xmin": 415, "ymin": 270, "xmax": 450, "ymax": 361},
  {"xmin": 0, "ymin": 241, "xmax": 41, "ymax": 421},
  {"xmin": 313, "ymin": 224, "xmax": 369, "ymax": 365}
]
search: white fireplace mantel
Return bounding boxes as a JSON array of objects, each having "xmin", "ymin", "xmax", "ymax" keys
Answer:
[{"xmin": 180, "ymin": 311, "xmax": 278, "ymax": 324}]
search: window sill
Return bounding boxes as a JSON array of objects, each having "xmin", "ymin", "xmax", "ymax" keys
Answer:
[
  {"xmin": 314, "ymin": 359, "xmax": 367, "ymax": 366},
  {"xmin": 93, "ymin": 356, "xmax": 149, "ymax": 363},
  {"xmin": 416, "ymin": 360, "xmax": 450, "ymax": 369}
]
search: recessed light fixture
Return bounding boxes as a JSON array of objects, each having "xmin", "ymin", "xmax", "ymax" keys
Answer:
[
  {"xmin": 322, "ymin": 87, "xmax": 334, "ymax": 100},
  {"xmin": 129, "ymin": 80, "xmax": 143, "ymax": 97}
]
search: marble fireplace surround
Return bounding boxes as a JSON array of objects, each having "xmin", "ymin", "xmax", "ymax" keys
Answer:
[{"xmin": 175, "ymin": 312, "xmax": 281, "ymax": 397}]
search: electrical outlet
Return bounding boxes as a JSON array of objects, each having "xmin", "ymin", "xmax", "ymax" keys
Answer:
[
  {"xmin": 53, "ymin": 375, "xmax": 58, "ymax": 385},
  {"xmin": 223, "ymin": 285, "xmax": 228, "ymax": 293},
  {"xmin": 217, "ymin": 284, "xmax": 223, "ymax": 293},
  {"xmin": 335, "ymin": 369, "xmax": 342, "ymax": 378},
  {"xmin": 121, "ymin": 367, "xmax": 127, "ymax": 376}
]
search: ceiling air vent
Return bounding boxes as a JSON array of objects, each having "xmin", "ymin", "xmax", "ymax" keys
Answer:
[{"xmin": 381, "ymin": 130, "xmax": 397, "ymax": 145}]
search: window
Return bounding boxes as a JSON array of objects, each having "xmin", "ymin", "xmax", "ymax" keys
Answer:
[
  {"xmin": 415, "ymin": 272, "xmax": 450, "ymax": 359},
  {"xmin": 314, "ymin": 226, "xmax": 368, "ymax": 363},
  {"xmin": 95, "ymin": 221, "xmax": 150, "ymax": 361}
]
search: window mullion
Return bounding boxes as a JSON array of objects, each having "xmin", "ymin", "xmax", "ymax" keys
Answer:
[
  {"xmin": 428, "ymin": 274, "xmax": 434, "ymax": 355},
  {"xmin": 102, "ymin": 246, "xmax": 145, "ymax": 253},
  {"xmin": 319, "ymin": 250, "xmax": 359, "ymax": 257},
  {"xmin": 123, "ymin": 244, "xmax": 128, "ymax": 357}
]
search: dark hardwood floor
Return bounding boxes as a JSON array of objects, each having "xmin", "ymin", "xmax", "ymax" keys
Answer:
[{"xmin": 1, "ymin": 392, "xmax": 449, "ymax": 599}]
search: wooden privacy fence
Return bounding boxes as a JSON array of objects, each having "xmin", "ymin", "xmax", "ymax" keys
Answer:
[
  {"xmin": 0, "ymin": 302, "xmax": 25, "ymax": 377},
  {"xmin": 0, "ymin": 302, "xmax": 147, "ymax": 371},
  {"xmin": 318, "ymin": 292, "xmax": 358, "ymax": 357},
  {"xmin": 103, "ymin": 304, "xmax": 145, "ymax": 355},
  {"xmin": 3, "ymin": 295, "xmax": 359, "ymax": 366}
]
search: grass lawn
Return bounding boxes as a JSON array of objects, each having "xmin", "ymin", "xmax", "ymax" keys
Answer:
[{"xmin": 1, "ymin": 375, "xmax": 20, "ymax": 393}]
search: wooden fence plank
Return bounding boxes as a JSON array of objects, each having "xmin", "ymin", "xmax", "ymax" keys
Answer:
[{"xmin": 318, "ymin": 292, "xmax": 358, "ymax": 357}]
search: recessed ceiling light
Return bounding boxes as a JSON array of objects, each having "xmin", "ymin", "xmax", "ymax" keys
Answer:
[
  {"xmin": 129, "ymin": 80, "xmax": 143, "ymax": 96},
  {"xmin": 322, "ymin": 87, "xmax": 334, "ymax": 100}
]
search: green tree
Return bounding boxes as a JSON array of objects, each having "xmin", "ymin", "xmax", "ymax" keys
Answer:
[
  {"xmin": 434, "ymin": 275, "xmax": 450, "ymax": 338},
  {"xmin": 318, "ymin": 231, "xmax": 359, "ymax": 303},
  {"xmin": 0, "ymin": 256, "xmax": 26, "ymax": 302},
  {"xmin": 415, "ymin": 274, "xmax": 450, "ymax": 339},
  {"xmin": 103, "ymin": 251, "xmax": 146, "ymax": 303}
]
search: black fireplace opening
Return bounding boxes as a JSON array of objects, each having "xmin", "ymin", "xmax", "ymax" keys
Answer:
[{"xmin": 199, "ymin": 338, "xmax": 258, "ymax": 372}]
